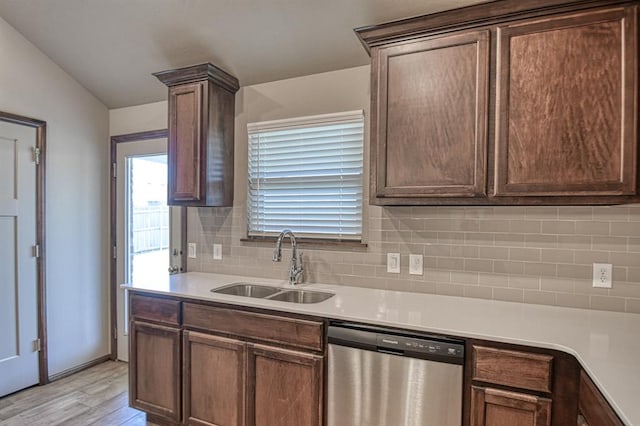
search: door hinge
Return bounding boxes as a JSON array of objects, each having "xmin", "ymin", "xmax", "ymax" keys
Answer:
[
  {"xmin": 112, "ymin": 162, "xmax": 117, "ymax": 178},
  {"xmin": 32, "ymin": 147, "xmax": 41, "ymax": 165},
  {"xmin": 33, "ymin": 244, "xmax": 40, "ymax": 258},
  {"xmin": 112, "ymin": 245, "xmax": 117, "ymax": 259},
  {"xmin": 32, "ymin": 338, "xmax": 41, "ymax": 352}
]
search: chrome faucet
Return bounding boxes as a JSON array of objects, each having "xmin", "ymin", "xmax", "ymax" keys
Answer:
[{"xmin": 273, "ymin": 229, "xmax": 304, "ymax": 286}]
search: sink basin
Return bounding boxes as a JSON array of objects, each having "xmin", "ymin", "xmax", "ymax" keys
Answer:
[
  {"xmin": 211, "ymin": 282, "xmax": 334, "ymax": 304},
  {"xmin": 211, "ymin": 282, "xmax": 281, "ymax": 298},
  {"xmin": 266, "ymin": 289, "xmax": 334, "ymax": 304}
]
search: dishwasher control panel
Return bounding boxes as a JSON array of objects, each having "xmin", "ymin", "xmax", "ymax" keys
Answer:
[
  {"xmin": 377, "ymin": 334, "xmax": 464, "ymax": 361},
  {"xmin": 328, "ymin": 322, "xmax": 465, "ymax": 364}
]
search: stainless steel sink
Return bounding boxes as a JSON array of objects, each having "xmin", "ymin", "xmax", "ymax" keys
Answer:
[
  {"xmin": 211, "ymin": 282, "xmax": 334, "ymax": 304},
  {"xmin": 211, "ymin": 282, "xmax": 281, "ymax": 298},
  {"xmin": 266, "ymin": 289, "xmax": 335, "ymax": 304}
]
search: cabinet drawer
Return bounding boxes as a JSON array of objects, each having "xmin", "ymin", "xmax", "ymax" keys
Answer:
[
  {"xmin": 130, "ymin": 294, "xmax": 181, "ymax": 326},
  {"xmin": 472, "ymin": 345, "xmax": 553, "ymax": 393},
  {"xmin": 183, "ymin": 303, "xmax": 323, "ymax": 352}
]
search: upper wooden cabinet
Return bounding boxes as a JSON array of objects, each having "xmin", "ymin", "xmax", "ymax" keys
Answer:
[
  {"xmin": 495, "ymin": 7, "xmax": 637, "ymax": 197},
  {"xmin": 154, "ymin": 63, "xmax": 239, "ymax": 206},
  {"xmin": 372, "ymin": 30, "xmax": 489, "ymax": 199},
  {"xmin": 356, "ymin": 1, "xmax": 640, "ymax": 206}
]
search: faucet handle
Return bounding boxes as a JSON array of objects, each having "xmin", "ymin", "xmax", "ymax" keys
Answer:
[{"xmin": 298, "ymin": 251, "xmax": 304, "ymax": 264}]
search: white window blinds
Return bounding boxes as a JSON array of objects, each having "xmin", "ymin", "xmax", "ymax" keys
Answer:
[{"xmin": 247, "ymin": 110, "xmax": 364, "ymax": 240}]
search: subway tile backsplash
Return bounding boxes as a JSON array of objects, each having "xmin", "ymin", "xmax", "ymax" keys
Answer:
[{"xmin": 188, "ymin": 204, "xmax": 640, "ymax": 314}]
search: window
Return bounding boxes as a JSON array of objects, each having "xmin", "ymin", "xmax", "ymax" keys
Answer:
[{"xmin": 247, "ymin": 110, "xmax": 364, "ymax": 241}]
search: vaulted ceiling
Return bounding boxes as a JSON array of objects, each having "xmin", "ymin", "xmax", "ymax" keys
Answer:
[{"xmin": 0, "ymin": 0, "xmax": 487, "ymax": 108}]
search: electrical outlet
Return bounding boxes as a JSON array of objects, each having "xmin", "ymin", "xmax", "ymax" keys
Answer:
[
  {"xmin": 188, "ymin": 243, "xmax": 197, "ymax": 259},
  {"xmin": 213, "ymin": 244, "xmax": 222, "ymax": 260},
  {"xmin": 409, "ymin": 254, "xmax": 423, "ymax": 275},
  {"xmin": 387, "ymin": 253, "xmax": 400, "ymax": 274},
  {"xmin": 592, "ymin": 263, "xmax": 612, "ymax": 288}
]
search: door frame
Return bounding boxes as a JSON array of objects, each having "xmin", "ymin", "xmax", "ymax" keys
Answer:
[
  {"xmin": 109, "ymin": 129, "xmax": 187, "ymax": 360},
  {"xmin": 0, "ymin": 110, "xmax": 48, "ymax": 385}
]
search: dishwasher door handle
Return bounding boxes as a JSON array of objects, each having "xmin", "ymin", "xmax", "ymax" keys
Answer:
[{"xmin": 376, "ymin": 347, "xmax": 405, "ymax": 356}]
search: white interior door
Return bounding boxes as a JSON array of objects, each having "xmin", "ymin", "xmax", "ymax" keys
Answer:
[
  {"xmin": 0, "ymin": 121, "xmax": 39, "ymax": 397},
  {"xmin": 116, "ymin": 138, "xmax": 183, "ymax": 361}
]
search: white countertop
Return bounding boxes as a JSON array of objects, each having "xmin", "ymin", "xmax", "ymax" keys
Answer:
[{"xmin": 123, "ymin": 272, "xmax": 640, "ymax": 425}]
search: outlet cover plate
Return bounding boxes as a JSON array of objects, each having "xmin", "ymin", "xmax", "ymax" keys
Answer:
[
  {"xmin": 188, "ymin": 243, "xmax": 197, "ymax": 259},
  {"xmin": 213, "ymin": 244, "xmax": 222, "ymax": 260},
  {"xmin": 387, "ymin": 253, "xmax": 400, "ymax": 274},
  {"xmin": 592, "ymin": 263, "xmax": 612, "ymax": 288},
  {"xmin": 409, "ymin": 254, "xmax": 423, "ymax": 275}
]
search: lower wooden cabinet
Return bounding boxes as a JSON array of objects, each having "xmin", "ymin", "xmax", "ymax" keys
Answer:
[
  {"xmin": 129, "ymin": 320, "xmax": 182, "ymax": 424},
  {"xmin": 578, "ymin": 370, "xmax": 623, "ymax": 426},
  {"xmin": 471, "ymin": 386, "xmax": 551, "ymax": 426},
  {"xmin": 183, "ymin": 331, "xmax": 246, "ymax": 426},
  {"xmin": 128, "ymin": 293, "xmax": 624, "ymax": 426},
  {"xmin": 179, "ymin": 304, "xmax": 325, "ymax": 426},
  {"xmin": 466, "ymin": 341, "xmax": 584, "ymax": 426},
  {"xmin": 247, "ymin": 344, "xmax": 323, "ymax": 426}
]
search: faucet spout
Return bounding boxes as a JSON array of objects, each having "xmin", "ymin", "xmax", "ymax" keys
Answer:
[{"xmin": 272, "ymin": 229, "xmax": 304, "ymax": 286}]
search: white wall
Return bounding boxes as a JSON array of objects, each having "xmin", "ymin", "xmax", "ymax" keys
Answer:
[
  {"xmin": 0, "ymin": 16, "xmax": 110, "ymax": 375},
  {"xmin": 109, "ymin": 101, "xmax": 167, "ymax": 135}
]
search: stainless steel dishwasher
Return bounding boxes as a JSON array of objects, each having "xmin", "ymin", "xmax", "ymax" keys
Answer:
[{"xmin": 328, "ymin": 322, "xmax": 464, "ymax": 426}]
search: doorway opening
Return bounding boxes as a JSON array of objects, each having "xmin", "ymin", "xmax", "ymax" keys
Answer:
[{"xmin": 110, "ymin": 130, "xmax": 185, "ymax": 361}]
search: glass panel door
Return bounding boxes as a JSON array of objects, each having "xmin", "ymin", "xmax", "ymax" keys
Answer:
[{"xmin": 116, "ymin": 137, "xmax": 183, "ymax": 361}]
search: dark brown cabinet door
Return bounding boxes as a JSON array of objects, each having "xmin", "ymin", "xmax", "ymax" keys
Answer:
[
  {"xmin": 247, "ymin": 344, "xmax": 323, "ymax": 426},
  {"xmin": 168, "ymin": 82, "xmax": 205, "ymax": 204},
  {"xmin": 372, "ymin": 29, "xmax": 489, "ymax": 201},
  {"xmin": 471, "ymin": 386, "xmax": 551, "ymax": 426},
  {"xmin": 183, "ymin": 331, "xmax": 246, "ymax": 426},
  {"xmin": 158, "ymin": 62, "xmax": 238, "ymax": 207},
  {"xmin": 129, "ymin": 320, "xmax": 181, "ymax": 424},
  {"xmin": 494, "ymin": 6, "xmax": 638, "ymax": 197},
  {"xmin": 579, "ymin": 370, "xmax": 624, "ymax": 426}
]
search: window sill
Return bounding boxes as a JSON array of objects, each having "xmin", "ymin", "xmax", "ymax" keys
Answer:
[{"xmin": 241, "ymin": 236, "xmax": 367, "ymax": 249}]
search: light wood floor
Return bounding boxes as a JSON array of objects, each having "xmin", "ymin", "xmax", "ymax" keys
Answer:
[{"xmin": 0, "ymin": 361, "xmax": 154, "ymax": 426}]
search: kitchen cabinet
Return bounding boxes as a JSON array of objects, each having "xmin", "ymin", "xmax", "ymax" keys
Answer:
[
  {"xmin": 129, "ymin": 295, "xmax": 182, "ymax": 425},
  {"xmin": 154, "ymin": 63, "xmax": 239, "ymax": 206},
  {"xmin": 494, "ymin": 7, "xmax": 637, "ymax": 198},
  {"xmin": 370, "ymin": 29, "xmax": 489, "ymax": 199},
  {"xmin": 356, "ymin": 1, "xmax": 640, "ymax": 206},
  {"xmin": 467, "ymin": 342, "xmax": 580, "ymax": 426},
  {"xmin": 471, "ymin": 386, "xmax": 551, "ymax": 426},
  {"xmin": 247, "ymin": 344, "xmax": 323, "ymax": 426},
  {"xmin": 128, "ymin": 292, "xmax": 325, "ymax": 426},
  {"xmin": 578, "ymin": 370, "xmax": 623, "ymax": 426},
  {"xmin": 182, "ymin": 303, "xmax": 324, "ymax": 426},
  {"xmin": 183, "ymin": 331, "xmax": 246, "ymax": 426},
  {"xmin": 182, "ymin": 332, "xmax": 323, "ymax": 426},
  {"xmin": 470, "ymin": 345, "xmax": 553, "ymax": 426},
  {"xmin": 127, "ymin": 289, "xmax": 630, "ymax": 426}
]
